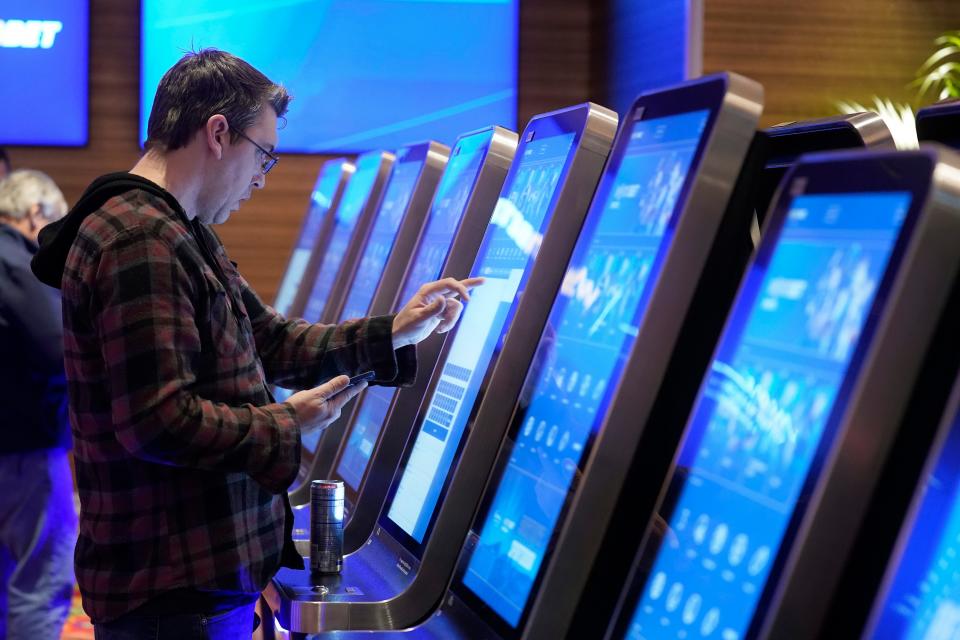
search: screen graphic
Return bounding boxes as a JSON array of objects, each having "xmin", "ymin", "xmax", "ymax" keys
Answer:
[
  {"xmin": 141, "ymin": 0, "xmax": 517, "ymax": 153},
  {"xmin": 338, "ymin": 157, "xmax": 424, "ymax": 322},
  {"xmin": 303, "ymin": 156, "xmax": 382, "ymax": 323},
  {"xmin": 336, "ymin": 132, "xmax": 494, "ymax": 492},
  {"xmin": 0, "ymin": 0, "xmax": 88, "ymax": 145},
  {"xmin": 274, "ymin": 161, "xmax": 348, "ymax": 316},
  {"xmin": 870, "ymin": 405, "xmax": 960, "ymax": 639},
  {"xmin": 460, "ymin": 110, "xmax": 711, "ymax": 627},
  {"xmin": 623, "ymin": 191, "xmax": 911, "ymax": 640},
  {"xmin": 386, "ymin": 131, "xmax": 578, "ymax": 544}
]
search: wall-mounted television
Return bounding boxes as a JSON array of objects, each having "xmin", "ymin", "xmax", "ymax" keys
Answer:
[
  {"xmin": 0, "ymin": 0, "xmax": 89, "ymax": 146},
  {"xmin": 140, "ymin": 0, "xmax": 518, "ymax": 153}
]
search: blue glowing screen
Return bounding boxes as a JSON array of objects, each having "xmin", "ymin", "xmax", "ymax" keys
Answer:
[
  {"xmin": 140, "ymin": 0, "xmax": 517, "ymax": 153},
  {"xmin": 870, "ymin": 402, "xmax": 960, "ymax": 638},
  {"xmin": 336, "ymin": 131, "xmax": 495, "ymax": 492},
  {"xmin": 624, "ymin": 191, "xmax": 911, "ymax": 640},
  {"xmin": 461, "ymin": 110, "xmax": 711, "ymax": 627},
  {"xmin": 338, "ymin": 156, "xmax": 425, "ymax": 322},
  {"xmin": 274, "ymin": 160, "xmax": 349, "ymax": 317},
  {"xmin": 386, "ymin": 129, "xmax": 578, "ymax": 544},
  {"xmin": 0, "ymin": 0, "xmax": 88, "ymax": 145},
  {"xmin": 303, "ymin": 153, "xmax": 384, "ymax": 323}
]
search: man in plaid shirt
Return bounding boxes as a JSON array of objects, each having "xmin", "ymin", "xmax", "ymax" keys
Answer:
[{"xmin": 31, "ymin": 49, "xmax": 479, "ymax": 638}]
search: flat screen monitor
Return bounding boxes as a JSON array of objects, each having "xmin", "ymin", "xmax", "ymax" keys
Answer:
[
  {"xmin": 274, "ymin": 159, "xmax": 351, "ymax": 317},
  {"xmin": 615, "ymin": 189, "xmax": 913, "ymax": 640},
  {"xmin": 336, "ymin": 129, "xmax": 499, "ymax": 493},
  {"xmin": 302, "ymin": 151, "xmax": 385, "ymax": 324},
  {"xmin": 0, "ymin": 0, "xmax": 88, "ymax": 145},
  {"xmin": 383, "ymin": 122, "xmax": 584, "ymax": 549},
  {"xmin": 140, "ymin": 0, "xmax": 517, "ymax": 153},
  {"xmin": 457, "ymin": 107, "xmax": 713, "ymax": 630},
  {"xmin": 337, "ymin": 150, "xmax": 425, "ymax": 323},
  {"xmin": 866, "ymin": 390, "xmax": 960, "ymax": 638}
]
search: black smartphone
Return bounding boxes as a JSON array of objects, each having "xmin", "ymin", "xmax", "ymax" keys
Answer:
[{"xmin": 347, "ymin": 370, "xmax": 376, "ymax": 387}]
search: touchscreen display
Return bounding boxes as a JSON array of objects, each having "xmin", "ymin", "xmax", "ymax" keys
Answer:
[
  {"xmin": 869, "ymin": 405, "xmax": 960, "ymax": 638},
  {"xmin": 623, "ymin": 191, "xmax": 911, "ymax": 640},
  {"xmin": 398, "ymin": 132, "xmax": 492, "ymax": 306},
  {"xmin": 303, "ymin": 158, "xmax": 381, "ymax": 322},
  {"xmin": 460, "ymin": 110, "xmax": 711, "ymax": 627},
  {"xmin": 338, "ymin": 158, "xmax": 424, "ymax": 322},
  {"xmin": 336, "ymin": 133, "xmax": 494, "ymax": 491},
  {"xmin": 385, "ymin": 130, "xmax": 578, "ymax": 543},
  {"xmin": 274, "ymin": 162, "xmax": 347, "ymax": 316}
]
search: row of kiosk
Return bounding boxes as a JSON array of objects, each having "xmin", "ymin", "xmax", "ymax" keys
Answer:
[{"xmin": 257, "ymin": 73, "xmax": 960, "ymax": 639}]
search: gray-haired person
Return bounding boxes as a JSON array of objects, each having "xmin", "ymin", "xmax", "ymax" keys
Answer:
[{"xmin": 0, "ymin": 169, "xmax": 77, "ymax": 640}]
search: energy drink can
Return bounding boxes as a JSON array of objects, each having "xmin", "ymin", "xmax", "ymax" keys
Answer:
[{"xmin": 310, "ymin": 479, "xmax": 344, "ymax": 575}]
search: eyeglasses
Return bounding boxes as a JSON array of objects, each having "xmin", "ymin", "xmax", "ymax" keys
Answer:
[{"xmin": 232, "ymin": 126, "xmax": 280, "ymax": 175}]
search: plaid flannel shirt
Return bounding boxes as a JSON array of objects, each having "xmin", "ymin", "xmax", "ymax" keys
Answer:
[{"xmin": 60, "ymin": 185, "xmax": 414, "ymax": 623}]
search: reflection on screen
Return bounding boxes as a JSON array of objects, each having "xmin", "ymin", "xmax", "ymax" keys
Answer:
[
  {"xmin": 338, "ymin": 158, "xmax": 424, "ymax": 322},
  {"xmin": 274, "ymin": 161, "xmax": 347, "ymax": 317},
  {"xmin": 870, "ymin": 406, "xmax": 960, "ymax": 639},
  {"xmin": 386, "ymin": 131, "xmax": 577, "ymax": 543},
  {"xmin": 460, "ymin": 110, "xmax": 710, "ymax": 626},
  {"xmin": 624, "ymin": 192, "xmax": 911, "ymax": 640},
  {"xmin": 335, "ymin": 133, "xmax": 494, "ymax": 491},
  {"xmin": 303, "ymin": 158, "xmax": 381, "ymax": 322}
]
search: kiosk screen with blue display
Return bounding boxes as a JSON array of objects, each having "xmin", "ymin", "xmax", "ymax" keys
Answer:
[
  {"xmin": 622, "ymin": 191, "xmax": 911, "ymax": 640},
  {"xmin": 869, "ymin": 401, "xmax": 960, "ymax": 638},
  {"xmin": 386, "ymin": 130, "xmax": 578, "ymax": 544},
  {"xmin": 141, "ymin": 0, "xmax": 516, "ymax": 153},
  {"xmin": 274, "ymin": 161, "xmax": 348, "ymax": 316},
  {"xmin": 336, "ymin": 132, "xmax": 495, "ymax": 492},
  {"xmin": 0, "ymin": 0, "xmax": 88, "ymax": 145},
  {"xmin": 302, "ymin": 157, "xmax": 382, "ymax": 323},
  {"xmin": 337, "ymin": 157, "xmax": 424, "ymax": 322},
  {"xmin": 460, "ymin": 109, "xmax": 711, "ymax": 627}
]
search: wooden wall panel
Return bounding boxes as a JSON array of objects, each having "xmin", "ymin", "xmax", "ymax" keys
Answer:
[{"xmin": 702, "ymin": 0, "xmax": 960, "ymax": 127}]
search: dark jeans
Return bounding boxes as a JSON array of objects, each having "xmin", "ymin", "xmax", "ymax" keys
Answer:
[{"xmin": 93, "ymin": 602, "xmax": 257, "ymax": 640}]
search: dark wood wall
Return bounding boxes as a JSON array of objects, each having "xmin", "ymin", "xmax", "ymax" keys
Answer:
[
  {"xmin": 702, "ymin": 0, "xmax": 959, "ymax": 127},
  {"xmin": 8, "ymin": 0, "xmax": 957, "ymax": 300}
]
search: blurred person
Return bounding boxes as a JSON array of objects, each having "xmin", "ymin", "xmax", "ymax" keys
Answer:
[
  {"xmin": 30, "ymin": 49, "xmax": 480, "ymax": 639},
  {"xmin": 0, "ymin": 169, "xmax": 76, "ymax": 639}
]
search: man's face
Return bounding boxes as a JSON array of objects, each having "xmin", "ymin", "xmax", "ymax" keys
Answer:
[{"xmin": 201, "ymin": 105, "xmax": 278, "ymax": 225}]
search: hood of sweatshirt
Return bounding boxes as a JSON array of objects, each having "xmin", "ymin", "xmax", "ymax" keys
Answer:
[{"xmin": 30, "ymin": 172, "xmax": 186, "ymax": 289}]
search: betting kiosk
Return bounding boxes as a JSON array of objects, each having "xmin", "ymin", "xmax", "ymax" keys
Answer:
[
  {"xmin": 861, "ymin": 372, "xmax": 960, "ymax": 638},
  {"xmin": 273, "ymin": 158, "xmax": 354, "ymax": 318},
  {"xmin": 297, "ymin": 150, "xmax": 394, "ymax": 325},
  {"xmin": 603, "ymin": 146, "xmax": 960, "ymax": 640},
  {"xmin": 288, "ymin": 127, "xmax": 517, "ymax": 518},
  {"xmin": 448, "ymin": 71, "xmax": 763, "ymax": 640},
  {"xmin": 277, "ymin": 150, "xmax": 393, "ymax": 461},
  {"xmin": 916, "ymin": 98, "xmax": 960, "ymax": 148},
  {"xmin": 272, "ymin": 101, "xmax": 618, "ymax": 634},
  {"xmin": 293, "ymin": 140, "xmax": 450, "ymax": 489},
  {"xmin": 753, "ymin": 113, "xmax": 893, "ymax": 230}
]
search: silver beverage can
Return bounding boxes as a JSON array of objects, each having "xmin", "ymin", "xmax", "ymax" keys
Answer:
[{"xmin": 310, "ymin": 479, "xmax": 344, "ymax": 575}]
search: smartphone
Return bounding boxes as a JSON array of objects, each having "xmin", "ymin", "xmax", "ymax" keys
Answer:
[{"xmin": 347, "ymin": 370, "xmax": 376, "ymax": 387}]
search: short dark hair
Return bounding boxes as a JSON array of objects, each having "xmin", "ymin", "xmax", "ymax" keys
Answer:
[{"xmin": 145, "ymin": 49, "xmax": 291, "ymax": 151}]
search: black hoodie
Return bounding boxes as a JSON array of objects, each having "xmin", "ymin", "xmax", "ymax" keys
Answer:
[{"xmin": 31, "ymin": 172, "xmax": 188, "ymax": 289}]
